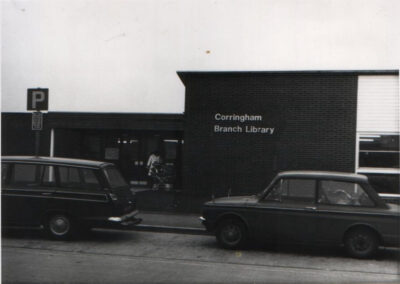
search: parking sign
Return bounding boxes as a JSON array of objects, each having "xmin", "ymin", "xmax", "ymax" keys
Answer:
[{"xmin": 27, "ymin": 88, "xmax": 48, "ymax": 111}]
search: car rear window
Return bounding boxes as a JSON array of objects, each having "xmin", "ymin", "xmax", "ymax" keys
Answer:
[{"xmin": 318, "ymin": 180, "xmax": 375, "ymax": 207}]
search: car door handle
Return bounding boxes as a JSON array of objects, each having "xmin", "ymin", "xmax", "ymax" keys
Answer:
[
  {"xmin": 305, "ymin": 206, "xmax": 316, "ymax": 211},
  {"xmin": 41, "ymin": 192, "xmax": 53, "ymax": 196}
]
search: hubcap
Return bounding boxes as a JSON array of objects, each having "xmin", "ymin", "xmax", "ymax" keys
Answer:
[
  {"xmin": 50, "ymin": 216, "xmax": 70, "ymax": 236},
  {"xmin": 221, "ymin": 224, "xmax": 241, "ymax": 245},
  {"xmin": 352, "ymin": 234, "xmax": 370, "ymax": 252}
]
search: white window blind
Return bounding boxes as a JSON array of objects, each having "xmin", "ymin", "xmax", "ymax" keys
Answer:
[{"xmin": 357, "ymin": 75, "xmax": 399, "ymax": 133}]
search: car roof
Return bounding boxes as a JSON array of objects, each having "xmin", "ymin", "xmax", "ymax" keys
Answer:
[
  {"xmin": 276, "ymin": 170, "xmax": 368, "ymax": 182},
  {"xmin": 1, "ymin": 156, "xmax": 114, "ymax": 168}
]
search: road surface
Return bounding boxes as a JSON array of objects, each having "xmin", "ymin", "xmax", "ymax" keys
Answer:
[{"xmin": 2, "ymin": 228, "xmax": 399, "ymax": 283}]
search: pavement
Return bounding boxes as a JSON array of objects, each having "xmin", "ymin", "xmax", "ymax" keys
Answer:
[
  {"xmin": 135, "ymin": 211, "xmax": 208, "ymax": 235},
  {"xmin": 130, "ymin": 186, "xmax": 211, "ymax": 234}
]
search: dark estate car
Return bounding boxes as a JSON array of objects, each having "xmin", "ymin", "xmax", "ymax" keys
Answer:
[
  {"xmin": 1, "ymin": 156, "xmax": 141, "ymax": 239},
  {"xmin": 201, "ymin": 171, "xmax": 400, "ymax": 258}
]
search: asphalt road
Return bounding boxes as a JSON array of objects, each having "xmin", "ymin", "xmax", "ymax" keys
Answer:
[{"xmin": 2, "ymin": 228, "xmax": 400, "ymax": 283}]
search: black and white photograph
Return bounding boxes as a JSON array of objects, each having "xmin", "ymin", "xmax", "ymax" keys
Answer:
[{"xmin": 1, "ymin": 0, "xmax": 399, "ymax": 283}]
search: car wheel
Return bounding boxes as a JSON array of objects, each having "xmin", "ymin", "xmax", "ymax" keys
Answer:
[
  {"xmin": 344, "ymin": 228, "xmax": 379, "ymax": 258},
  {"xmin": 216, "ymin": 218, "xmax": 246, "ymax": 249},
  {"xmin": 47, "ymin": 214, "xmax": 74, "ymax": 240}
]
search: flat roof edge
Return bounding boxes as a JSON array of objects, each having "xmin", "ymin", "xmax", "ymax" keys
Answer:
[{"xmin": 177, "ymin": 70, "xmax": 399, "ymax": 84}]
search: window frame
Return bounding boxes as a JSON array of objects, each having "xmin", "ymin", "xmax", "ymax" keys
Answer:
[{"xmin": 356, "ymin": 132, "xmax": 400, "ymax": 174}]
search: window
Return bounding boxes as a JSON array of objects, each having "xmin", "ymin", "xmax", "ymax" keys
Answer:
[
  {"xmin": 357, "ymin": 133, "xmax": 399, "ymax": 194},
  {"xmin": 265, "ymin": 179, "xmax": 283, "ymax": 201},
  {"xmin": 58, "ymin": 167, "xmax": 101, "ymax": 190},
  {"xmin": 104, "ymin": 167, "xmax": 128, "ymax": 188},
  {"xmin": 358, "ymin": 134, "xmax": 399, "ymax": 169},
  {"xmin": 266, "ymin": 178, "xmax": 316, "ymax": 203},
  {"xmin": 59, "ymin": 167, "xmax": 80, "ymax": 188},
  {"xmin": 42, "ymin": 166, "xmax": 56, "ymax": 186},
  {"xmin": 318, "ymin": 180, "xmax": 374, "ymax": 207},
  {"xmin": 2, "ymin": 163, "xmax": 9, "ymax": 185},
  {"xmin": 81, "ymin": 168, "xmax": 101, "ymax": 189},
  {"xmin": 13, "ymin": 164, "xmax": 38, "ymax": 185},
  {"xmin": 10, "ymin": 164, "xmax": 55, "ymax": 187}
]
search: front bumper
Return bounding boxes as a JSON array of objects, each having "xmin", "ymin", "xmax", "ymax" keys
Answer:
[
  {"xmin": 200, "ymin": 216, "xmax": 213, "ymax": 232},
  {"xmin": 108, "ymin": 210, "xmax": 142, "ymax": 226}
]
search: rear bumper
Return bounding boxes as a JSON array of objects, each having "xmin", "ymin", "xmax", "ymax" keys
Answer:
[{"xmin": 107, "ymin": 210, "xmax": 142, "ymax": 226}]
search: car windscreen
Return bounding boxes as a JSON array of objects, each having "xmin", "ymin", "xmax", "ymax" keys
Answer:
[{"xmin": 104, "ymin": 167, "xmax": 128, "ymax": 189}]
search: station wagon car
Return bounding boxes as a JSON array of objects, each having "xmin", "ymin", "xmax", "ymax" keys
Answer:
[
  {"xmin": 200, "ymin": 171, "xmax": 400, "ymax": 258},
  {"xmin": 1, "ymin": 156, "xmax": 141, "ymax": 239}
]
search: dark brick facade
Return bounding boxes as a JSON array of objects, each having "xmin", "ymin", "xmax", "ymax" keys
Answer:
[{"xmin": 179, "ymin": 72, "xmax": 358, "ymax": 196}]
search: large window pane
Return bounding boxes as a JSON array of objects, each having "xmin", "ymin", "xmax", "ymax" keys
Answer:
[
  {"xmin": 359, "ymin": 134, "xmax": 400, "ymax": 169},
  {"xmin": 360, "ymin": 135, "xmax": 399, "ymax": 151},
  {"xmin": 359, "ymin": 152, "xmax": 399, "ymax": 168}
]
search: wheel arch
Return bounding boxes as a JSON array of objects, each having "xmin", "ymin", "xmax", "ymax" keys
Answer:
[
  {"xmin": 41, "ymin": 210, "xmax": 77, "ymax": 226},
  {"xmin": 343, "ymin": 223, "xmax": 383, "ymax": 245},
  {"xmin": 215, "ymin": 212, "xmax": 249, "ymax": 231}
]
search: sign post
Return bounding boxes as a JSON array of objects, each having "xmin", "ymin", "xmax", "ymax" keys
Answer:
[{"xmin": 27, "ymin": 88, "xmax": 48, "ymax": 156}]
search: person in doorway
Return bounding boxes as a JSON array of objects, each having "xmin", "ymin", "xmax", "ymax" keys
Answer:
[{"xmin": 147, "ymin": 151, "xmax": 162, "ymax": 189}]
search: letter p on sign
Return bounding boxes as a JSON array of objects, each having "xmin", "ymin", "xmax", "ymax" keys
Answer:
[{"xmin": 27, "ymin": 88, "xmax": 49, "ymax": 111}]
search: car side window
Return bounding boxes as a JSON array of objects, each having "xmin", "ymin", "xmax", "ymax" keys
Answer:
[
  {"xmin": 2, "ymin": 163, "xmax": 9, "ymax": 186},
  {"xmin": 42, "ymin": 166, "xmax": 56, "ymax": 186},
  {"xmin": 12, "ymin": 164, "xmax": 38, "ymax": 186},
  {"xmin": 58, "ymin": 166, "xmax": 80, "ymax": 188},
  {"xmin": 81, "ymin": 168, "xmax": 101, "ymax": 189},
  {"xmin": 282, "ymin": 179, "xmax": 316, "ymax": 203},
  {"xmin": 265, "ymin": 179, "xmax": 283, "ymax": 201},
  {"xmin": 58, "ymin": 166, "xmax": 101, "ymax": 190},
  {"xmin": 265, "ymin": 178, "xmax": 316, "ymax": 203},
  {"xmin": 9, "ymin": 163, "xmax": 55, "ymax": 187},
  {"xmin": 318, "ymin": 180, "xmax": 374, "ymax": 207}
]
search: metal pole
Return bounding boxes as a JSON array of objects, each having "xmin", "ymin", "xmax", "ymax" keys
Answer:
[
  {"xmin": 50, "ymin": 128, "xmax": 55, "ymax": 157},
  {"xmin": 35, "ymin": 130, "xmax": 40, "ymax": 156}
]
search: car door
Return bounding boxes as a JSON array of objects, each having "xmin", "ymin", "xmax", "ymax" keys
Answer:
[
  {"xmin": 52, "ymin": 166, "xmax": 111, "ymax": 223},
  {"xmin": 254, "ymin": 180, "xmax": 286, "ymax": 241},
  {"xmin": 277, "ymin": 178, "xmax": 318, "ymax": 243},
  {"xmin": 2, "ymin": 163, "xmax": 57, "ymax": 226},
  {"xmin": 315, "ymin": 179, "xmax": 380, "ymax": 245},
  {"xmin": 258, "ymin": 178, "xmax": 318, "ymax": 244}
]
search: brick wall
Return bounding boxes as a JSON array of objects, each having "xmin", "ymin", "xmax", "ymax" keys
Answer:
[{"xmin": 181, "ymin": 73, "xmax": 358, "ymax": 196}]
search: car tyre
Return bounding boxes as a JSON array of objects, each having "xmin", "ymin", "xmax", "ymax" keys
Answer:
[
  {"xmin": 46, "ymin": 214, "xmax": 75, "ymax": 240},
  {"xmin": 216, "ymin": 218, "xmax": 246, "ymax": 249},
  {"xmin": 344, "ymin": 228, "xmax": 379, "ymax": 258}
]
